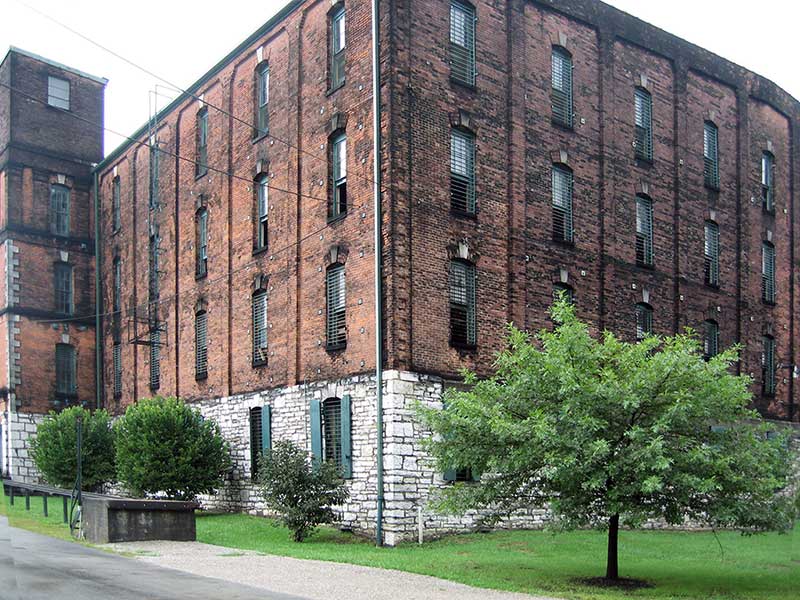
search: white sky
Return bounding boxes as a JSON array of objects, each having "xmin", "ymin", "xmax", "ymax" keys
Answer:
[{"xmin": 2, "ymin": 0, "xmax": 798, "ymax": 158}]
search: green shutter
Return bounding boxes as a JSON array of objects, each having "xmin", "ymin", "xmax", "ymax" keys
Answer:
[
  {"xmin": 340, "ymin": 394, "xmax": 352, "ymax": 478},
  {"xmin": 443, "ymin": 468, "xmax": 457, "ymax": 482},
  {"xmin": 310, "ymin": 399, "xmax": 322, "ymax": 465},
  {"xmin": 261, "ymin": 405, "xmax": 271, "ymax": 453}
]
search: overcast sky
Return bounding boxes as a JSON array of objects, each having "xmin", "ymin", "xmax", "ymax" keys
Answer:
[{"xmin": 2, "ymin": 0, "xmax": 798, "ymax": 157}]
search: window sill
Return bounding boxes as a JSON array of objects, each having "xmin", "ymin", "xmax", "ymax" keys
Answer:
[
  {"xmin": 326, "ymin": 82, "xmax": 345, "ymax": 97},
  {"xmin": 762, "ymin": 207, "xmax": 776, "ymax": 217},
  {"xmin": 634, "ymin": 155, "xmax": 654, "ymax": 167},
  {"xmin": 450, "ymin": 208, "xmax": 477, "ymax": 220},
  {"xmin": 761, "ymin": 299, "xmax": 776, "ymax": 307},
  {"xmin": 327, "ymin": 213, "xmax": 347, "ymax": 225},
  {"xmin": 252, "ymin": 131, "xmax": 270, "ymax": 144},
  {"xmin": 326, "ymin": 343, "xmax": 347, "ymax": 353},
  {"xmin": 450, "ymin": 342, "xmax": 477, "ymax": 352},
  {"xmin": 252, "ymin": 359, "xmax": 268, "ymax": 368},
  {"xmin": 195, "ymin": 372, "xmax": 208, "ymax": 381},
  {"xmin": 551, "ymin": 238, "xmax": 575, "ymax": 249},
  {"xmin": 635, "ymin": 262, "xmax": 655, "ymax": 271},
  {"xmin": 704, "ymin": 182, "xmax": 720, "ymax": 193},
  {"xmin": 550, "ymin": 119, "xmax": 574, "ymax": 132},
  {"xmin": 195, "ymin": 170, "xmax": 208, "ymax": 182},
  {"xmin": 111, "ymin": 227, "xmax": 121, "ymax": 236},
  {"xmin": 195, "ymin": 271, "xmax": 208, "ymax": 281},
  {"xmin": 704, "ymin": 282, "xmax": 721, "ymax": 291},
  {"xmin": 252, "ymin": 246, "xmax": 269, "ymax": 257},
  {"xmin": 449, "ymin": 76, "xmax": 476, "ymax": 92}
]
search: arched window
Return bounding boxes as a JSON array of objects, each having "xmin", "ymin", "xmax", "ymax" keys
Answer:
[
  {"xmin": 54, "ymin": 262, "xmax": 73, "ymax": 315},
  {"xmin": 449, "ymin": 260, "xmax": 476, "ymax": 347},
  {"xmin": 703, "ymin": 320, "xmax": 719, "ymax": 360},
  {"xmin": 49, "ymin": 184, "xmax": 70, "ymax": 236},
  {"xmin": 196, "ymin": 107, "xmax": 208, "ymax": 177},
  {"xmin": 635, "ymin": 195, "xmax": 654, "ymax": 267},
  {"xmin": 703, "ymin": 121, "xmax": 719, "ymax": 189},
  {"xmin": 704, "ymin": 220, "xmax": 719, "ymax": 286},
  {"xmin": 310, "ymin": 395, "xmax": 352, "ymax": 478},
  {"xmin": 551, "ymin": 47, "xmax": 573, "ymax": 128},
  {"xmin": 255, "ymin": 63, "xmax": 270, "ymax": 138},
  {"xmin": 634, "ymin": 88, "xmax": 653, "ymax": 161},
  {"xmin": 329, "ymin": 4, "xmax": 346, "ymax": 90},
  {"xmin": 252, "ymin": 287, "xmax": 268, "ymax": 366},
  {"xmin": 761, "ymin": 241, "xmax": 776, "ymax": 304},
  {"xmin": 761, "ymin": 151, "xmax": 774, "ymax": 212},
  {"xmin": 255, "ymin": 175, "xmax": 268, "ymax": 251},
  {"xmin": 635, "ymin": 302, "xmax": 653, "ymax": 340},
  {"xmin": 326, "ymin": 264, "xmax": 346, "ymax": 350},
  {"xmin": 552, "ymin": 164, "xmax": 574, "ymax": 243},
  {"xmin": 329, "ymin": 132, "xmax": 347, "ymax": 220},
  {"xmin": 762, "ymin": 335, "xmax": 776, "ymax": 396},
  {"xmin": 450, "ymin": 128, "xmax": 476, "ymax": 213},
  {"xmin": 196, "ymin": 207, "xmax": 208, "ymax": 278}
]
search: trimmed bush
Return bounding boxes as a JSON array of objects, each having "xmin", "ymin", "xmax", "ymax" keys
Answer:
[
  {"xmin": 259, "ymin": 440, "xmax": 349, "ymax": 542},
  {"xmin": 31, "ymin": 406, "xmax": 115, "ymax": 490},
  {"xmin": 114, "ymin": 396, "xmax": 230, "ymax": 500}
]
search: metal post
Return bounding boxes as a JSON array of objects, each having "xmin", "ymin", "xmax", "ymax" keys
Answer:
[
  {"xmin": 24, "ymin": 489, "xmax": 29, "ymax": 510},
  {"xmin": 62, "ymin": 496, "xmax": 68, "ymax": 523},
  {"xmin": 76, "ymin": 414, "xmax": 83, "ymax": 506},
  {"xmin": 43, "ymin": 494, "xmax": 48, "ymax": 517},
  {"xmin": 9, "ymin": 486, "xmax": 13, "ymax": 506}
]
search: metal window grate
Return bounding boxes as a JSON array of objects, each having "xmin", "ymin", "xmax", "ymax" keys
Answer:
[
  {"xmin": 704, "ymin": 221, "xmax": 720, "ymax": 286},
  {"xmin": 196, "ymin": 109, "xmax": 208, "ymax": 177},
  {"xmin": 450, "ymin": 129, "xmax": 476, "ymax": 213},
  {"xmin": 703, "ymin": 320, "xmax": 719, "ymax": 360},
  {"xmin": 196, "ymin": 209, "xmax": 208, "ymax": 277},
  {"xmin": 249, "ymin": 407, "xmax": 263, "ymax": 477},
  {"xmin": 195, "ymin": 311, "xmax": 208, "ymax": 378},
  {"xmin": 54, "ymin": 263, "xmax": 73, "ymax": 315},
  {"xmin": 326, "ymin": 265, "xmax": 346, "ymax": 349},
  {"xmin": 551, "ymin": 47, "xmax": 573, "ymax": 128},
  {"xmin": 449, "ymin": 261, "xmax": 476, "ymax": 346},
  {"xmin": 113, "ymin": 343, "xmax": 122, "ymax": 397},
  {"xmin": 634, "ymin": 88, "xmax": 653, "ymax": 161},
  {"xmin": 330, "ymin": 7, "xmax": 346, "ymax": 89},
  {"xmin": 762, "ymin": 335, "xmax": 776, "ymax": 395},
  {"xmin": 149, "ymin": 330, "xmax": 160, "ymax": 390},
  {"xmin": 50, "ymin": 184, "xmax": 70, "ymax": 236},
  {"xmin": 47, "ymin": 76, "xmax": 70, "ymax": 110},
  {"xmin": 761, "ymin": 242, "xmax": 776, "ymax": 303},
  {"xmin": 329, "ymin": 134, "xmax": 347, "ymax": 219},
  {"xmin": 449, "ymin": 0, "xmax": 476, "ymax": 86},
  {"xmin": 635, "ymin": 303, "xmax": 653, "ymax": 340},
  {"xmin": 55, "ymin": 344, "xmax": 76, "ymax": 396},
  {"xmin": 112, "ymin": 176, "xmax": 121, "ymax": 231},
  {"xmin": 761, "ymin": 151, "xmax": 774, "ymax": 212},
  {"xmin": 323, "ymin": 398, "xmax": 343, "ymax": 467},
  {"xmin": 552, "ymin": 165, "xmax": 574, "ymax": 243},
  {"xmin": 256, "ymin": 65, "xmax": 269, "ymax": 137},
  {"xmin": 703, "ymin": 121, "xmax": 720, "ymax": 189},
  {"xmin": 256, "ymin": 176, "xmax": 269, "ymax": 250},
  {"xmin": 252, "ymin": 289, "xmax": 268, "ymax": 365},
  {"xmin": 635, "ymin": 196, "xmax": 654, "ymax": 266}
]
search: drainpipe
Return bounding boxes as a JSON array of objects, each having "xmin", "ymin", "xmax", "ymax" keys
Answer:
[
  {"xmin": 94, "ymin": 170, "xmax": 102, "ymax": 410},
  {"xmin": 371, "ymin": 0, "xmax": 384, "ymax": 547}
]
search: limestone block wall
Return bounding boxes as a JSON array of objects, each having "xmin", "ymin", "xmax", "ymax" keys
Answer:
[{"xmin": 3, "ymin": 410, "xmax": 44, "ymax": 483}]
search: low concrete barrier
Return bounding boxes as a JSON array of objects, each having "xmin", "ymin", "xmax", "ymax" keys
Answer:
[{"xmin": 82, "ymin": 496, "xmax": 198, "ymax": 543}]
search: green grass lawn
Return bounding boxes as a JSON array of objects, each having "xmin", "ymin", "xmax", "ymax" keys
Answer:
[
  {"xmin": 197, "ymin": 513, "xmax": 798, "ymax": 600},
  {"xmin": 0, "ymin": 486, "xmax": 74, "ymax": 542}
]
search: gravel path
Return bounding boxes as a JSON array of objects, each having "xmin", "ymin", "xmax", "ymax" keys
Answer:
[{"xmin": 103, "ymin": 539, "xmax": 559, "ymax": 600}]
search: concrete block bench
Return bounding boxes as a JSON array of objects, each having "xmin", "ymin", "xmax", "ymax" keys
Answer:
[{"xmin": 82, "ymin": 495, "xmax": 199, "ymax": 543}]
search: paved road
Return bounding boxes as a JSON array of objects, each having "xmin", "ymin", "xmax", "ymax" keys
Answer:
[{"xmin": 0, "ymin": 516, "xmax": 306, "ymax": 600}]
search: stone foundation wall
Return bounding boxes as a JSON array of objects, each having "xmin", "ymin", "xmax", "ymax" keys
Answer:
[{"xmin": 2, "ymin": 410, "xmax": 44, "ymax": 483}]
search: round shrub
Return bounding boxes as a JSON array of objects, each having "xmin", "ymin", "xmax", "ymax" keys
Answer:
[
  {"xmin": 31, "ymin": 406, "xmax": 115, "ymax": 490},
  {"xmin": 114, "ymin": 396, "xmax": 230, "ymax": 500}
]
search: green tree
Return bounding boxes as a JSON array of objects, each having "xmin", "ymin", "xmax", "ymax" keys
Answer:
[
  {"xmin": 114, "ymin": 396, "xmax": 230, "ymax": 500},
  {"xmin": 259, "ymin": 440, "xmax": 349, "ymax": 542},
  {"xmin": 31, "ymin": 406, "xmax": 115, "ymax": 490},
  {"xmin": 418, "ymin": 299, "xmax": 795, "ymax": 581}
]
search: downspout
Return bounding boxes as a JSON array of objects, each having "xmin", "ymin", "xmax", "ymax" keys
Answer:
[
  {"xmin": 371, "ymin": 0, "xmax": 384, "ymax": 547},
  {"xmin": 94, "ymin": 170, "xmax": 102, "ymax": 410}
]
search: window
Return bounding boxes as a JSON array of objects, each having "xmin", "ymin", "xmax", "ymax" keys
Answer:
[
  {"xmin": 762, "ymin": 335, "xmax": 776, "ymax": 395},
  {"xmin": 54, "ymin": 263, "xmax": 73, "ymax": 315},
  {"xmin": 703, "ymin": 121, "xmax": 719, "ymax": 189},
  {"xmin": 553, "ymin": 282, "xmax": 574, "ymax": 305},
  {"xmin": 196, "ymin": 108, "xmax": 208, "ymax": 177},
  {"xmin": 450, "ymin": 129, "xmax": 476, "ymax": 214},
  {"xmin": 149, "ymin": 143, "xmax": 159, "ymax": 209},
  {"xmin": 252, "ymin": 288, "xmax": 268, "ymax": 366},
  {"xmin": 49, "ymin": 184, "xmax": 70, "ymax": 236},
  {"xmin": 196, "ymin": 208, "xmax": 208, "ymax": 278},
  {"xmin": 761, "ymin": 241, "xmax": 776, "ymax": 304},
  {"xmin": 195, "ymin": 310, "xmax": 208, "ymax": 379},
  {"xmin": 326, "ymin": 264, "xmax": 346, "ymax": 350},
  {"xmin": 55, "ymin": 344, "xmax": 76, "ymax": 397},
  {"xmin": 112, "ymin": 257, "xmax": 122, "ymax": 315},
  {"xmin": 329, "ymin": 133, "xmax": 347, "ymax": 220},
  {"xmin": 449, "ymin": 260, "xmax": 476, "ymax": 347},
  {"xmin": 255, "ymin": 64, "xmax": 269, "ymax": 137},
  {"xmin": 551, "ymin": 47, "xmax": 572, "ymax": 128},
  {"xmin": 112, "ymin": 176, "xmax": 121, "ymax": 232},
  {"xmin": 634, "ymin": 88, "xmax": 653, "ymax": 161},
  {"xmin": 323, "ymin": 397, "xmax": 342, "ymax": 465},
  {"xmin": 635, "ymin": 195, "xmax": 654, "ymax": 267},
  {"xmin": 149, "ymin": 233, "xmax": 159, "ymax": 300},
  {"xmin": 310, "ymin": 396, "xmax": 352, "ymax": 477},
  {"xmin": 703, "ymin": 320, "xmax": 719, "ymax": 360},
  {"xmin": 149, "ymin": 330, "xmax": 160, "ymax": 390},
  {"xmin": 47, "ymin": 76, "xmax": 69, "ymax": 110},
  {"xmin": 761, "ymin": 151, "xmax": 774, "ymax": 212},
  {"xmin": 551, "ymin": 165, "xmax": 574, "ymax": 243},
  {"xmin": 449, "ymin": 0, "xmax": 476, "ymax": 86},
  {"xmin": 635, "ymin": 302, "xmax": 653, "ymax": 340},
  {"xmin": 704, "ymin": 220, "xmax": 720, "ymax": 286},
  {"xmin": 330, "ymin": 5, "xmax": 346, "ymax": 90},
  {"xmin": 249, "ymin": 406, "xmax": 271, "ymax": 478},
  {"xmin": 255, "ymin": 175, "xmax": 268, "ymax": 251},
  {"xmin": 112, "ymin": 343, "xmax": 122, "ymax": 398}
]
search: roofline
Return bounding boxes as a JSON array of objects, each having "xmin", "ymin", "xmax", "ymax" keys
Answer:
[
  {"xmin": 4, "ymin": 46, "xmax": 108, "ymax": 86},
  {"xmin": 95, "ymin": 0, "xmax": 305, "ymax": 172}
]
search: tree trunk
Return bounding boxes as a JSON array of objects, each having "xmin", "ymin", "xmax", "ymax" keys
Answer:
[{"xmin": 606, "ymin": 513, "xmax": 619, "ymax": 580}]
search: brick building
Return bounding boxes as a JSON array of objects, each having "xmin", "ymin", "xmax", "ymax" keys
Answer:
[
  {"xmin": 0, "ymin": 48, "xmax": 105, "ymax": 478},
  {"xmin": 6, "ymin": 0, "xmax": 799, "ymax": 543}
]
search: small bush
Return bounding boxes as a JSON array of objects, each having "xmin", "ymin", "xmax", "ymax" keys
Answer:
[
  {"xmin": 31, "ymin": 406, "xmax": 115, "ymax": 490},
  {"xmin": 259, "ymin": 440, "xmax": 349, "ymax": 542},
  {"xmin": 114, "ymin": 396, "xmax": 230, "ymax": 500}
]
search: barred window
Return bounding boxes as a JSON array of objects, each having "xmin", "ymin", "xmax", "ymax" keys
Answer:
[
  {"xmin": 112, "ymin": 176, "xmax": 121, "ymax": 232},
  {"xmin": 196, "ymin": 108, "xmax": 208, "ymax": 177},
  {"xmin": 255, "ymin": 64, "xmax": 269, "ymax": 137},
  {"xmin": 196, "ymin": 208, "xmax": 208, "ymax": 278},
  {"xmin": 149, "ymin": 330, "xmax": 160, "ymax": 390},
  {"xmin": 449, "ymin": 260, "xmax": 476, "ymax": 347},
  {"xmin": 249, "ymin": 407, "xmax": 265, "ymax": 478},
  {"xmin": 551, "ymin": 47, "xmax": 573, "ymax": 128},
  {"xmin": 761, "ymin": 241, "xmax": 776, "ymax": 304},
  {"xmin": 323, "ymin": 397, "xmax": 343, "ymax": 466},
  {"xmin": 255, "ymin": 175, "xmax": 268, "ymax": 251},
  {"xmin": 195, "ymin": 310, "xmax": 208, "ymax": 379},
  {"xmin": 329, "ymin": 133, "xmax": 347, "ymax": 220},
  {"xmin": 703, "ymin": 121, "xmax": 719, "ymax": 189},
  {"xmin": 761, "ymin": 151, "xmax": 774, "ymax": 212},
  {"xmin": 450, "ymin": 129, "xmax": 476, "ymax": 213},
  {"xmin": 449, "ymin": 0, "xmax": 476, "ymax": 86},
  {"xmin": 635, "ymin": 195, "xmax": 654, "ymax": 267},
  {"xmin": 55, "ymin": 344, "xmax": 76, "ymax": 397},
  {"xmin": 552, "ymin": 165, "xmax": 574, "ymax": 243},
  {"xmin": 149, "ymin": 142, "xmax": 159, "ymax": 209},
  {"xmin": 553, "ymin": 282, "xmax": 574, "ymax": 305},
  {"xmin": 330, "ymin": 5, "xmax": 346, "ymax": 90},
  {"xmin": 762, "ymin": 335, "xmax": 776, "ymax": 396},
  {"xmin": 50, "ymin": 184, "xmax": 70, "ymax": 236},
  {"xmin": 634, "ymin": 88, "xmax": 653, "ymax": 161},
  {"xmin": 635, "ymin": 302, "xmax": 653, "ymax": 340},
  {"xmin": 703, "ymin": 320, "xmax": 719, "ymax": 360},
  {"xmin": 47, "ymin": 76, "xmax": 69, "ymax": 110},
  {"xmin": 54, "ymin": 263, "xmax": 73, "ymax": 315},
  {"xmin": 252, "ymin": 288, "xmax": 268, "ymax": 366},
  {"xmin": 112, "ymin": 257, "xmax": 122, "ymax": 314},
  {"xmin": 112, "ymin": 343, "xmax": 122, "ymax": 398},
  {"xmin": 326, "ymin": 264, "xmax": 346, "ymax": 350},
  {"xmin": 704, "ymin": 220, "xmax": 720, "ymax": 286}
]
